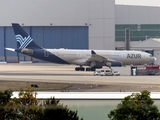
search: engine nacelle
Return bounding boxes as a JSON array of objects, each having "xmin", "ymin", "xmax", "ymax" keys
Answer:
[
  {"xmin": 111, "ymin": 61, "xmax": 122, "ymax": 67},
  {"xmin": 21, "ymin": 48, "xmax": 34, "ymax": 55}
]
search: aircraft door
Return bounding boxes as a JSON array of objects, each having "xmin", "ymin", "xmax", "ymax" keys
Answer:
[
  {"xmin": 77, "ymin": 52, "xmax": 81, "ymax": 58},
  {"xmin": 44, "ymin": 50, "xmax": 49, "ymax": 57},
  {"xmin": 143, "ymin": 49, "xmax": 154, "ymax": 56}
]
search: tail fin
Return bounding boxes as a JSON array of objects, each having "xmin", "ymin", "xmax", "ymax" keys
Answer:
[{"xmin": 12, "ymin": 23, "xmax": 41, "ymax": 49}]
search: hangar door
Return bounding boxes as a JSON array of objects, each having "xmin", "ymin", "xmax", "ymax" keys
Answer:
[{"xmin": 0, "ymin": 26, "xmax": 88, "ymax": 62}]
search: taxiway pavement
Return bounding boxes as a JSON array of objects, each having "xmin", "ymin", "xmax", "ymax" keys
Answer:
[{"xmin": 0, "ymin": 63, "xmax": 160, "ymax": 92}]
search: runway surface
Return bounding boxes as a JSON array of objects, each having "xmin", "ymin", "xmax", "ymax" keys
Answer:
[{"xmin": 0, "ymin": 63, "xmax": 160, "ymax": 92}]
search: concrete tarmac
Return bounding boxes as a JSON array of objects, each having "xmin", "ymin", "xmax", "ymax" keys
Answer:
[{"xmin": 0, "ymin": 63, "xmax": 160, "ymax": 92}]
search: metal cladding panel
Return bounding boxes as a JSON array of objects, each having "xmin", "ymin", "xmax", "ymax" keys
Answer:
[
  {"xmin": 62, "ymin": 27, "xmax": 74, "ymax": 49},
  {"xmin": 148, "ymin": 7, "xmax": 160, "ymax": 23},
  {"xmin": 88, "ymin": 0, "xmax": 115, "ymax": 50},
  {"xmin": 73, "ymin": 26, "xmax": 88, "ymax": 49},
  {"xmin": 104, "ymin": 19, "xmax": 115, "ymax": 37},
  {"xmin": 0, "ymin": 0, "xmax": 88, "ymax": 26},
  {"xmin": 43, "ymin": 26, "xmax": 88, "ymax": 49},
  {"xmin": 43, "ymin": 27, "xmax": 62, "ymax": 48},
  {"xmin": 104, "ymin": 0, "xmax": 115, "ymax": 18},
  {"xmin": 89, "ymin": 19, "xmax": 104, "ymax": 38},
  {"xmin": 84, "ymin": 27, "xmax": 89, "ymax": 49},
  {"xmin": 0, "ymin": 27, "xmax": 4, "ymax": 56},
  {"xmin": 31, "ymin": 27, "xmax": 44, "ymax": 47},
  {"xmin": 2, "ymin": 26, "xmax": 88, "ymax": 62},
  {"xmin": 61, "ymin": 27, "xmax": 68, "ymax": 48},
  {"xmin": 128, "ymin": 6, "xmax": 149, "ymax": 24},
  {"xmin": 5, "ymin": 27, "xmax": 17, "ymax": 56},
  {"xmin": 52, "ymin": 27, "xmax": 62, "ymax": 48},
  {"xmin": 115, "ymin": 5, "xmax": 129, "ymax": 24},
  {"xmin": 43, "ymin": 27, "xmax": 52, "ymax": 48},
  {"xmin": 88, "ymin": 0, "xmax": 104, "ymax": 19},
  {"xmin": 89, "ymin": 38, "xmax": 104, "ymax": 50},
  {"xmin": 116, "ymin": 5, "xmax": 160, "ymax": 24}
]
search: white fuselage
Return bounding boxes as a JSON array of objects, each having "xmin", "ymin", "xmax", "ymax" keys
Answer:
[{"xmin": 46, "ymin": 49, "xmax": 156, "ymax": 66}]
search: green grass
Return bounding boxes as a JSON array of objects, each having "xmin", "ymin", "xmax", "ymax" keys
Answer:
[{"xmin": 0, "ymin": 81, "xmax": 72, "ymax": 91}]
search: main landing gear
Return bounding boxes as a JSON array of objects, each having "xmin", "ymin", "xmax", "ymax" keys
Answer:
[
  {"xmin": 75, "ymin": 67, "xmax": 96, "ymax": 71},
  {"xmin": 75, "ymin": 67, "xmax": 85, "ymax": 71},
  {"xmin": 86, "ymin": 67, "xmax": 95, "ymax": 71}
]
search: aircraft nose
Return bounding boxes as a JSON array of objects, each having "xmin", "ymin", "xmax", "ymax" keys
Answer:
[{"xmin": 153, "ymin": 57, "xmax": 157, "ymax": 62}]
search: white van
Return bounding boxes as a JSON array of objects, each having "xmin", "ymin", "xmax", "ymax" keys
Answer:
[
  {"xmin": 100, "ymin": 70, "xmax": 113, "ymax": 76},
  {"xmin": 94, "ymin": 70, "xmax": 101, "ymax": 76}
]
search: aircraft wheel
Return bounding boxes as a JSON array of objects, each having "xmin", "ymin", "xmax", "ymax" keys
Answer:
[
  {"xmin": 75, "ymin": 67, "xmax": 80, "ymax": 71},
  {"xmin": 80, "ymin": 67, "xmax": 85, "ymax": 71},
  {"xmin": 86, "ymin": 68, "xmax": 91, "ymax": 71},
  {"xmin": 91, "ymin": 67, "xmax": 96, "ymax": 71}
]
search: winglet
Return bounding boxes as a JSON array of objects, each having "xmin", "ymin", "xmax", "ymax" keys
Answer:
[{"xmin": 91, "ymin": 50, "xmax": 96, "ymax": 54}]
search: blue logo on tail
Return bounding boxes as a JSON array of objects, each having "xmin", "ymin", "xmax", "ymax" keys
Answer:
[{"xmin": 16, "ymin": 35, "xmax": 33, "ymax": 49}]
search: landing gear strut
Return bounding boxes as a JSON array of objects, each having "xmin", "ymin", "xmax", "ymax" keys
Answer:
[
  {"xmin": 108, "ymin": 66, "xmax": 113, "ymax": 71},
  {"xmin": 105, "ymin": 62, "xmax": 112, "ymax": 71}
]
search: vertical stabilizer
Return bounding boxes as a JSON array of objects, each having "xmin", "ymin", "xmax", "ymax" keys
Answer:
[{"xmin": 12, "ymin": 23, "xmax": 41, "ymax": 49}]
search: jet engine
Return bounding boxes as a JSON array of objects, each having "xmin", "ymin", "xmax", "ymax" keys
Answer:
[
  {"xmin": 106, "ymin": 61, "xmax": 122, "ymax": 67},
  {"xmin": 21, "ymin": 48, "xmax": 34, "ymax": 55},
  {"xmin": 111, "ymin": 61, "xmax": 122, "ymax": 67}
]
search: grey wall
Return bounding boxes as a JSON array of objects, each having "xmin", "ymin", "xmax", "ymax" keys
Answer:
[
  {"xmin": 115, "ymin": 5, "xmax": 160, "ymax": 24},
  {"xmin": 88, "ymin": 0, "xmax": 115, "ymax": 50},
  {"xmin": 0, "ymin": 0, "xmax": 89, "ymax": 26}
]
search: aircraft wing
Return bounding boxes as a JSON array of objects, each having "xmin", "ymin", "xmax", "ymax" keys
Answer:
[{"xmin": 87, "ymin": 50, "xmax": 116, "ymax": 62}]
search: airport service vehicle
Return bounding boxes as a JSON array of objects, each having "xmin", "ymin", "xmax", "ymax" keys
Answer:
[
  {"xmin": 94, "ymin": 70, "xmax": 120, "ymax": 76},
  {"xmin": 94, "ymin": 71, "xmax": 101, "ymax": 76},
  {"xmin": 100, "ymin": 70, "xmax": 113, "ymax": 76},
  {"xmin": 112, "ymin": 71, "xmax": 120, "ymax": 76},
  {"xmin": 6, "ymin": 23, "xmax": 156, "ymax": 71}
]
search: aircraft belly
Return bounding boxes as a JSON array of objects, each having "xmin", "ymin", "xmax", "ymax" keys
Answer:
[
  {"xmin": 55, "ymin": 55, "xmax": 85, "ymax": 65},
  {"xmin": 30, "ymin": 49, "xmax": 69, "ymax": 64}
]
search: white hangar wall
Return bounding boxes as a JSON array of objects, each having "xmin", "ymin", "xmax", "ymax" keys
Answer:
[
  {"xmin": 0, "ymin": 0, "xmax": 115, "ymax": 50},
  {"xmin": 115, "ymin": 5, "xmax": 160, "ymax": 48},
  {"xmin": 115, "ymin": 5, "xmax": 160, "ymax": 24},
  {"xmin": 88, "ymin": 0, "xmax": 115, "ymax": 50}
]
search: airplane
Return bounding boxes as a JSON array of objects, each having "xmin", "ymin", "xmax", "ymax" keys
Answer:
[{"xmin": 6, "ymin": 23, "xmax": 156, "ymax": 71}]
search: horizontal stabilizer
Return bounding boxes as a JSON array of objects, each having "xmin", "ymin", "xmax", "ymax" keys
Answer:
[{"xmin": 5, "ymin": 48, "xmax": 15, "ymax": 52}]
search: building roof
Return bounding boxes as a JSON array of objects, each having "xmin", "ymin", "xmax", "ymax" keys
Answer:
[{"xmin": 131, "ymin": 38, "xmax": 160, "ymax": 49}]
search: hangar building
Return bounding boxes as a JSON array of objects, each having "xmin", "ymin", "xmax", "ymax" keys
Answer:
[
  {"xmin": 115, "ymin": 5, "xmax": 160, "ymax": 65},
  {"xmin": 0, "ymin": 0, "xmax": 115, "ymax": 62},
  {"xmin": 0, "ymin": 0, "xmax": 160, "ymax": 64}
]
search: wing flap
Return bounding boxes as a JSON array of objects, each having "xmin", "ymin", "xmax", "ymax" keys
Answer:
[{"xmin": 87, "ymin": 50, "xmax": 116, "ymax": 62}]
